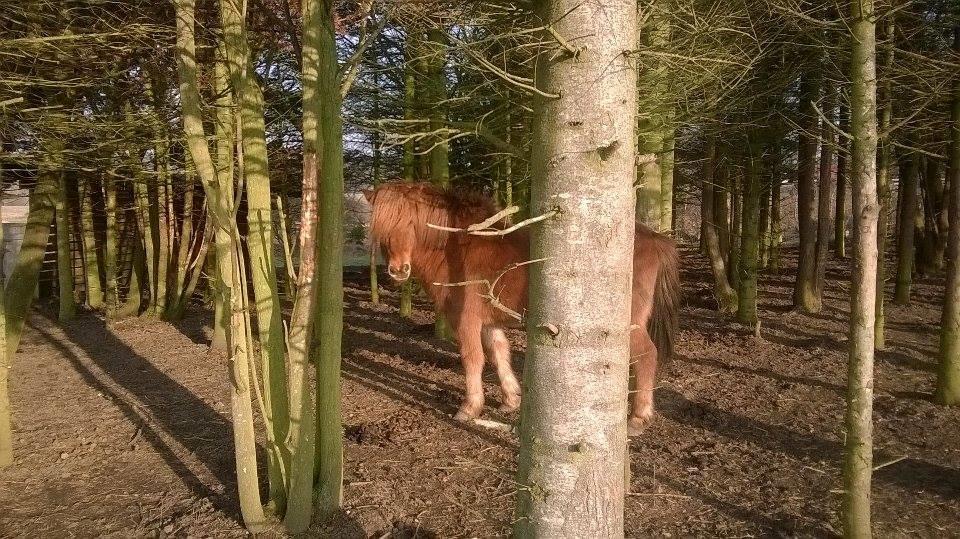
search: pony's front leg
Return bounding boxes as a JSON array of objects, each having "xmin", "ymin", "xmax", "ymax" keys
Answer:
[{"xmin": 454, "ymin": 326, "xmax": 486, "ymax": 421}]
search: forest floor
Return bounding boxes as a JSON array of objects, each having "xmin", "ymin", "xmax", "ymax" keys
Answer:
[{"xmin": 0, "ymin": 248, "xmax": 958, "ymax": 538}]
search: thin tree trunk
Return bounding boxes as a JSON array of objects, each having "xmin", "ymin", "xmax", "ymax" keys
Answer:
[
  {"xmin": 103, "ymin": 175, "xmax": 118, "ymax": 315},
  {"xmin": 702, "ymin": 137, "xmax": 738, "ymax": 312},
  {"xmin": 78, "ymin": 177, "xmax": 103, "ymax": 309},
  {"xmin": 514, "ymin": 0, "xmax": 636, "ymax": 534},
  {"xmin": 769, "ymin": 173, "xmax": 783, "ymax": 271},
  {"xmin": 812, "ymin": 91, "xmax": 836, "ymax": 311},
  {"xmin": 728, "ymin": 173, "xmax": 742, "ymax": 290},
  {"xmin": 835, "ymin": 107, "xmax": 849, "ymax": 258},
  {"xmin": 174, "ymin": 0, "xmax": 266, "ymax": 529},
  {"xmin": 843, "ymin": 1, "xmax": 879, "ymax": 533},
  {"xmin": 636, "ymin": 4, "xmax": 670, "ymax": 231},
  {"xmin": 875, "ymin": 14, "xmax": 895, "ymax": 349},
  {"xmin": 894, "ymin": 153, "xmax": 919, "ymax": 305},
  {"xmin": 936, "ymin": 27, "xmax": 960, "ymax": 406},
  {"xmin": 738, "ymin": 147, "xmax": 761, "ymax": 325},
  {"xmin": 795, "ymin": 72, "xmax": 821, "ymax": 312},
  {"xmin": 55, "ymin": 171, "xmax": 75, "ymax": 321},
  {"xmin": 220, "ymin": 0, "xmax": 290, "ymax": 508},
  {"xmin": 211, "ymin": 49, "xmax": 233, "ymax": 353},
  {"xmin": 398, "ymin": 35, "xmax": 416, "ymax": 319},
  {"xmin": 660, "ymin": 121, "xmax": 676, "ymax": 232}
]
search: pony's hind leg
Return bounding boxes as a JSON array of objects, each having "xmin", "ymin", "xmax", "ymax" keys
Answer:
[
  {"xmin": 629, "ymin": 327, "xmax": 658, "ymax": 436},
  {"xmin": 481, "ymin": 325, "xmax": 521, "ymax": 412},
  {"xmin": 454, "ymin": 322, "xmax": 486, "ymax": 421}
]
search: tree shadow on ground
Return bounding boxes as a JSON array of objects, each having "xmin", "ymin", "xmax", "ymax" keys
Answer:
[{"xmin": 29, "ymin": 314, "xmax": 249, "ymax": 524}]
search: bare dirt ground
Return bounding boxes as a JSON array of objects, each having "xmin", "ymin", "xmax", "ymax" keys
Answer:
[{"xmin": 1, "ymin": 248, "xmax": 958, "ymax": 538}]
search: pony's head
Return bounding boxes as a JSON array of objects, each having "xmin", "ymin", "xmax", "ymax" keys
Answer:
[{"xmin": 363, "ymin": 182, "xmax": 498, "ymax": 283}]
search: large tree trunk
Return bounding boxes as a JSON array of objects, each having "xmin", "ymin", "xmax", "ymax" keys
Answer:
[
  {"xmin": 702, "ymin": 138, "xmax": 738, "ymax": 312},
  {"xmin": 174, "ymin": 0, "xmax": 266, "ymax": 529},
  {"xmin": 794, "ymin": 72, "xmax": 821, "ymax": 312},
  {"xmin": 894, "ymin": 153, "xmax": 919, "ymax": 305},
  {"xmin": 843, "ymin": 1, "xmax": 879, "ymax": 534},
  {"xmin": 310, "ymin": 0, "xmax": 344, "ymax": 518},
  {"xmin": 5, "ymin": 170, "xmax": 56, "ymax": 356},
  {"xmin": 936, "ymin": 27, "xmax": 960, "ymax": 406},
  {"xmin": 514, "ymin": 0, "xmax": 636, "ymax": 535},
  {"xmin": 220, "ymin": 0, "xmax": 290, "ymax": 509}
]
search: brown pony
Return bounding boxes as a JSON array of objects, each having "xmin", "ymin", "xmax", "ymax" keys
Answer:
[{"xmin": 364, "ymin": 182, "xmax": 679, "ymax": 435}]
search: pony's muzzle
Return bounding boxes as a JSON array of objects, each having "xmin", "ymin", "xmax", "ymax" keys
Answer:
[{"xmin": 388, "ymin": 263, "xmax": 411, "ymax": 282}]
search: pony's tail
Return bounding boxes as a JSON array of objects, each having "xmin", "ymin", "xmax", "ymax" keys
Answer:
[{"xmin": 648, "ymin": 236, "xmax": 681, "ymax": 363}]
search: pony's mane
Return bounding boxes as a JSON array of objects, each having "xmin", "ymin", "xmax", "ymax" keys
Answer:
[{"xmin": 369, "ymin": 182, "xmax": 500, "ymax": 250}]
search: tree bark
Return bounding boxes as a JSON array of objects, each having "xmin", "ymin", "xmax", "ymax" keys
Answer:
[
  {"xmin": 835, "ymin": 106, "xmax": 849, "ymax": 258},
  {"xmin": 737, "ymin": 147, "xmax": 761, "ymax": 325},
  {"xmin": 0, "ymin": 172, "xmax": 10, "ymax": 468},
  {"xmin": 894, "ymin": 153, "xmax": 919, "ymax": 305},
  {"xmin": 220, "ymin": 0, "xmax": 290, "ymax": 508},
  {"xmin": 309, "ymin": 0, "xmax": 344, "ymax": 518},
  {"xmin": 78, "ymin": 177, "xmax": 103, "ymax": 310},
  {"xmin": 55, "ymin": 170, "xmax": 75, "ymax": 321},
  {"xmin": 174, "ymin": 0, "xmax": 266, "ymax": 529},
  {"xmin": 875, "ymin": 14, "xmax": 895, "ymax": 350},
  {"xmin": 936, "ymin": 27, "xmax": 960, "ymax": 406},
  {"xmin": 843, "ymin": 1, "xmax": 879, "ymax": 534},
  {"xmin": 794, "ymin": 72, "xmax": 821, "ymax": 312},
  {"xmin": 769, "ymin": 172, "xmax": 783, "ymax": 271},
  {"xmin": 514, "ymin": 0, "xmax": 636, "ymax": 535},
  {"xmin": 812, "ymin": 90, "xmax": 836, "ymax": 310},
  {"xmin": 701, "ymin": 137, "xmax": 738, "ymax": 312},
  {"xmin": 636, "ymin": 3, "xmax": 670, "ymax": 231}
]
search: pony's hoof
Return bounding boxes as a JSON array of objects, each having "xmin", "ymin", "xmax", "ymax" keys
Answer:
[
  {"xmin": 454, "ymin": 408, "xmax": 478, "ymax": 422},
  {"xmin": 498, "ymin": 395, "xmax": 521, "ymax": 413},
  {"xmin": 628, "ymin": 414, "xmax": 653, "ymax": 437}
]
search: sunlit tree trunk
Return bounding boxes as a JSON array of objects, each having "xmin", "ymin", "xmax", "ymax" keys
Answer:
[
  {"xmin": 211, "ymin": 50, "xmax": 233, "ymax": 353},
  {"xmin": 174, "ymin": 0, "xmax": 266, "ymax": 529},
  {"xmin": 515, "ymin": 0, "xmax": 636, "ymax": 534},
  {"xmin": 894, "ymin": 153, "xmax": 919, "ymax": 305},
  {"xmin": 795, "ymin": 72, "xmax": 821, "ymax": 312},
  {"xmin": 55, "ymin": 171, "xmax": 75, "ymax": 321},
  {"xmin": 220, "ymin": 0, "xmax": 290, "ymax": 509},
  {"xmin": 702, "ymin": 137, "xmax": 737, "ymax": 312},
  {"xmin": 936, "ymin": 27, "xmax": 960, "ymax": 406},
  {"xmin": 5, "ymin": 168, "xmax": 56, "ymax": 357},
  {"xmin": 843, "ymin": 1, "xmax": 879, "ymax": 533},
  {"xmin": 398, "ymin": 35, "xmax": 416, "ymax": 319},
  {"xmin": 660, "ymin": 121, "xmax": 676, "ymax": 232}
]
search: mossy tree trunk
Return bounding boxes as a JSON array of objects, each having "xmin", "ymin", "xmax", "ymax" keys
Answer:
[
  {"xmin": 843, "ymin": 1, "xmax": 880, "ymax": 533},
  {"xmin": 103, "ymin": 174, "xmax": 119, "ymax": 315},
  {"xmin": 514, "ymin": 0, "xmax": 637, "ymax": 534},
  {"xmin": 311, "ymin": 0, "xmax": 345, "ymax": 516}
]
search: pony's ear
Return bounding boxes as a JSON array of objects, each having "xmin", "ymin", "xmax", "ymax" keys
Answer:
[{"xmin": 362, "ymin": 188, "xmax": 374, "ymax": 202}]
